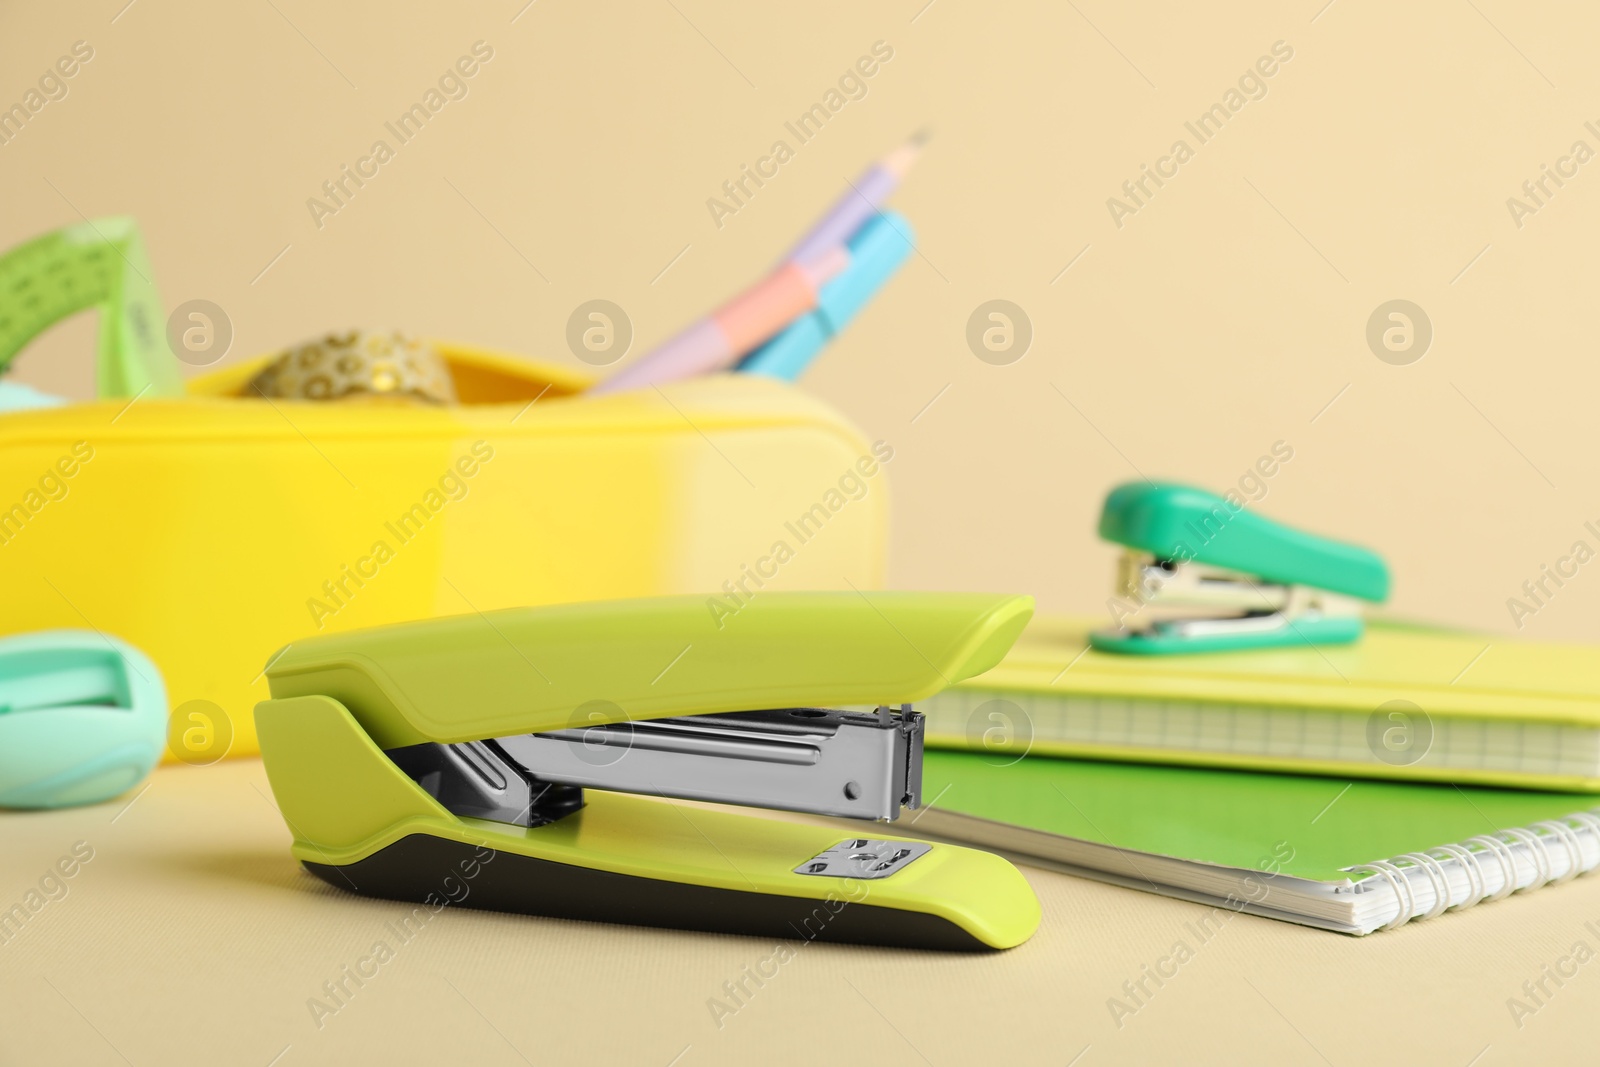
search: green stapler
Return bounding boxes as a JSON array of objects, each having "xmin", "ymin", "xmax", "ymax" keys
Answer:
[
  {"xmin": 1091, "ymin": 482, "xmax": 1389, "ymax": 655},
  {"xmin": 255, "ymin": 592, "xmax": 1042, "ymax": 950}
]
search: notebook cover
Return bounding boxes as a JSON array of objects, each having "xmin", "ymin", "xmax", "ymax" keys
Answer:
[
  {"xmin": 920, "ymin": 750, "xmax": 1599, "ymax": 884},
  {"xmin": 924, "ymin": 616, "xmax": 1600, "ymax": 791}
]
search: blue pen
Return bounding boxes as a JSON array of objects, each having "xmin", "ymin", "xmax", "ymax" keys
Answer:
[{"xmin": 737, "ymin": 211, "xmax": 914, "ymax": 381}]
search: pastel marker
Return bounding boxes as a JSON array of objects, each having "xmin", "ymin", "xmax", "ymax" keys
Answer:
[{"xmin": 738, "ymin": 211, "xmax": 914, "ymax": 382}]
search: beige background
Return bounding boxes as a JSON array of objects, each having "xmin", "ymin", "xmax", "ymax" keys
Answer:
[
  {"xmin": 4, "ymin": 2, "xmax": 1600, "ymax": 1063},
  {"xmin": 5, "ymin": 0, "xmax": 1599, "ymax": 641}
]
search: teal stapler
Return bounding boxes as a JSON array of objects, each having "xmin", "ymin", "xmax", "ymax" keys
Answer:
[{"xmin": 1090, "ymin": 482, "xmax": 1389, "ymax": 655}]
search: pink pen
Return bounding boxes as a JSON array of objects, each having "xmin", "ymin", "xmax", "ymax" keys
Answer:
[{"xmin": 589, "ymin": 247, "xmax": 848, "ymax": 396}]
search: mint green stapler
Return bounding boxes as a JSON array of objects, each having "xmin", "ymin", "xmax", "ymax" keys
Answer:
[{"xmin": 1090, "ymin": 482, "xmax": 1389, "ymax": 655}]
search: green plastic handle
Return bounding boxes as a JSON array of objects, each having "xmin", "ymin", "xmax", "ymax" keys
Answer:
[
  {"xmin": 263, "ymin": 591, "xmax": 1036, "ymax": 749},
  {"xmin": 1099, "ymin": 482, "xmax": 1389, "ymax": 602},
  {"xmin": 0, "ymin": 218, "xmax": 184, "ymax": 398}
]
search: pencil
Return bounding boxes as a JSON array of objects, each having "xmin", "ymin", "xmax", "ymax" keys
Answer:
[
  {"xmin": 783, "ymin": 130, "xmax": 927, "ymax": 268},
  {"xmin": 587, "ymin": 247, "xmax": 848, "ymax": 395}
]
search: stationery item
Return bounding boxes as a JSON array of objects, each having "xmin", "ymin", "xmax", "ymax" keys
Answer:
[
  {"xmin": 248, "ymin": 330, "xmax": 457, "ymax": 404},
  {"xmin": 1, "ymin": 222, "xmax": 893, "ymax": 761},
  {"xmin": 923, "ymin": 616, "xmax": 1600, "ymax": 792},
  {"xmin": 1092, "ymin": 481, "xmax": 1389, "ymax": 654},
  {"xmin": 255, "ymin": 591, "xmax": 1041, "ymax": 949},
  {"xmin": 914, "ymin": 750, "xmax": 1600, "ymax": 934},
  {"xmin": 737, "ymin": 211, "xmax": 914, "ymax": 381},
  {"xmin": 1, "ymin": 349, "xmax": 891, "ymax": 760},
  {"xmin": 0, "ymin": 632, "xmax": 168, "ymax": 809},
  {"xmin": 0, "ymin": 218, "xmax": 183, "ymax": 397},
  {"xmin": 589, "ymin": 247, "xmax": 849, "ymax": 395},
  {"xmin": 783, "ymin": 131, "xmax": 926, "ymax": 268}
]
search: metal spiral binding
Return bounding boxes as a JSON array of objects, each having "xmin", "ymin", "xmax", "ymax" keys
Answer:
[{"xmin": 1347, "ymin": 807, "xmax": 1600, "ymax": 931}]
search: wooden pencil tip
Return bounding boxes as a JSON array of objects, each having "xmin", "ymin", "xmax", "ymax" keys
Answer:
[{"xmin": 882, "ymin": 132, "xmax": 929, "ymax": 179}]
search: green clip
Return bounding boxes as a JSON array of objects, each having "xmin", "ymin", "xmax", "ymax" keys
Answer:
[
  {"xmin": 1091, "ymin": 482, "xmax": 1389, "ymax": 655},
  {"xmin": 0, "ymin": 218, "xmax": 183, "ymax": 398}
]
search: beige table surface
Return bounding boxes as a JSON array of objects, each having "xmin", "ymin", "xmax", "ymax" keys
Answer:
[{"xmin": 3, "ymin": 758, "xmax": 1597, "ymax": 1066}]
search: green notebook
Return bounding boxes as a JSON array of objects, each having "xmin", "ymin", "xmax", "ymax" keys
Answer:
[
  {"xmin": 915, "ymin": 751, "xmax": 1600, "ymax": 934},
  {"xmin": 920, "ymin": 617, "xmax": 1600, "ymax": 792}
]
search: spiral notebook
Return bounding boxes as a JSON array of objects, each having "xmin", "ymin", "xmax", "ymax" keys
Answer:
[
  {"xmin": 919, "ymin": 617, "xmax": 1600, "ymax": 792},
  {"xmin": 914, "ymin": 751, "xmax": 1600, "ymax": 934}
]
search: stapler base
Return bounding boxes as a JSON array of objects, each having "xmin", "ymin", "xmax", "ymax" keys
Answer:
[
  {"xmin": 1090, "ymin": 614, "xmax": 1364, "ymax": 655},
  {"xmin": 258, "ymin": 694, "xmax": 1040, "ymax": 950},
  {"xmin": 305, "ymin": 832, "xmax": 999, "ymax": 950}
]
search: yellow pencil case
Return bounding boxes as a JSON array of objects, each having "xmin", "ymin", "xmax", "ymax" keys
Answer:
[{"xmin": 0, "ymin": 343, "xmax": 891, "ymax": 761}]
